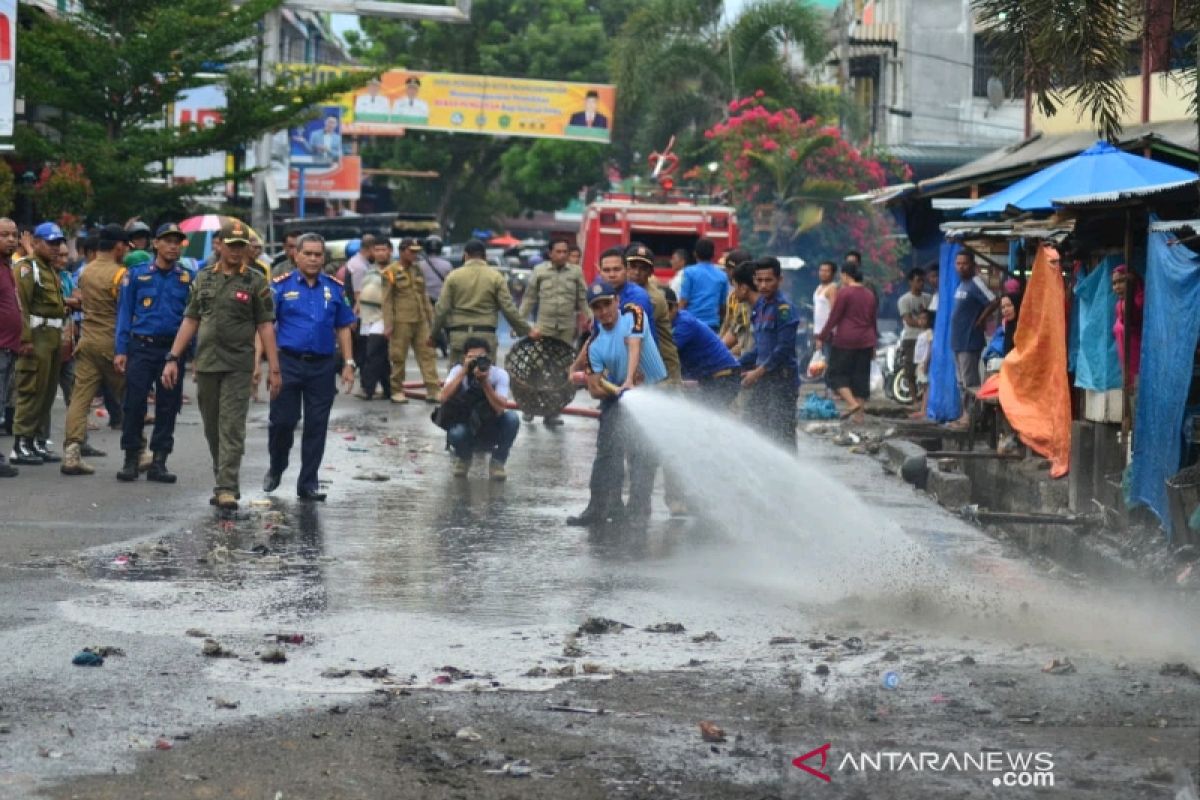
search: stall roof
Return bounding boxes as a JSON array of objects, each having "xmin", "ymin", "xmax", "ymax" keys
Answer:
[
  {"xmin": 1149, "ymin": 218, "xmax": 1200, "ymax": 233},
  {"xmin": 1052, "ymin": 177, "xmax": 1200, "ymax": 208},
  {"xmin": 923, "ymin": 120, "xmax": 1198, "ymax": 194}
]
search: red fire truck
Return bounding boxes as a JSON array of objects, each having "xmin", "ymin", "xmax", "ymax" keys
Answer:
[{"xmin": 578, "ymin": 194, "xmax": 740, "ymax": 283}]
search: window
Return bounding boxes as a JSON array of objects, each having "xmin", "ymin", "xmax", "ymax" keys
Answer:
[{"xmin": 973, "ymin": 35, "xmax": 1024, "ymax": 100}]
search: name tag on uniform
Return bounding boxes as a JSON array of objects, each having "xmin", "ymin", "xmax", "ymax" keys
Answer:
[
  {"xmin": 137, "ymin": 274, "xmax": 152, "ymax": 282},
  {"xmin": 234, "ymin": 290, "xmax": 250, "ymax": 303},
  {"xmin": 283, "ymin": 291, "xmax": 300, "ymax": 300}
]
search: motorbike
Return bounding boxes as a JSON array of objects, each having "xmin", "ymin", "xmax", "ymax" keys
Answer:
[{"xmin": 880, "ymin": 340, "xmax": 915, "ymax": 405}]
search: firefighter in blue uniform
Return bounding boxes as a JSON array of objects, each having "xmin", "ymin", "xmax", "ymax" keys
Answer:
[
  {"xmin": 739, "ymin": 256, "xmax": 799, "ymax": 450},
  {"xmin": 262, "ymin": 232, "xmax": 357, "ymax": 501},
  {"xmin": 113, "ymin": 223, "xmax": 195, "ymax": 483}
]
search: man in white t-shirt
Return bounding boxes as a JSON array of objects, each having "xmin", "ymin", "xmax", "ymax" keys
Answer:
[
  {"xmin": 896, "ymin": 267, "xmax": 930, "ymax": 398},
  {"xmin": 436, "ymin": 337, "xmax": 519, "ymax": 480}
]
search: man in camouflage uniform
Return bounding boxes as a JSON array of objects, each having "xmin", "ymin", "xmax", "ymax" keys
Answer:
[
  {"xmin": 161, "ymin": 219, "xmax": 279, "ymax": 510},
  {"xmin": 381, "ymin": 237, "xmax": 439, "ymax": 404},
  {"xmin": 432, "ymin": 239, "xmax": 532, "ymax": 364},
  {"xmin": 518, "ymin": 237, "xmax": 587, "ymax": 425},
  {"xmin": 10, "ymin": 222, "xmax": 68, "ymax": 466},
  {"xmin": 61, "ymin": 224, "xmax": 129, "ymax": 475}
]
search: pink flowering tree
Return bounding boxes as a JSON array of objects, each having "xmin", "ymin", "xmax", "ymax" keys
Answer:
[{"xmin": 703, "ymin": 92, "xmax": 912, "ymax": 276}]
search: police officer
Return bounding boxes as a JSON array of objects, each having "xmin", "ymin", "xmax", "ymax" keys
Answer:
[
  {"xmin": 161, "ymin": 218, "xmax": 280, "ymax": 510},
  {"xmin": 519, "ymin": 237, "xmax": 587, "ymax": 425},
  {"xmin": 432, "ymin": 239, "xmax": 531, "ymax": 364},
  {"xmin": 10, "ymin": 222, "xmax": 68, "ymax": 465},
  {"xmin": 566, "ymin": 281, "xmax": 667, "ymax": 527},
  {"xmin": 113, "ymin": 223, "xmax": 195, "ymax": 483},
  {"xmin": 382, "ymin": 237, "xmax": 440, "ymax": 404},
  {"xmin": 740, "ymin": 256, "xmax": 799, "ymax": 450},
  {"xmin": 61, "ymin": 224, "xmax": 129, "ymax": 476},
  {"xmin": 262, "ymin": 232, "xmax": 356, "ymax": 502}
]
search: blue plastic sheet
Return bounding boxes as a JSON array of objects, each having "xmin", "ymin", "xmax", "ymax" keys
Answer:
[
  {"xmin": 1129, "ymin": 226, "xmax": 1200, "ymax": 537},
  {"xmin": 1072, "ymin": 255, "xmax": 1123, "ymax": 391},
  {"xmin": 926, "ymin": 242, "xmax": 962, "ymax": 423}
]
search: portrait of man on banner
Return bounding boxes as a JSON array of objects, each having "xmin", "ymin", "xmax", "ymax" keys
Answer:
[{"xmin": 290, "ymin": 107, "xmax": 343, "ymax": 166}]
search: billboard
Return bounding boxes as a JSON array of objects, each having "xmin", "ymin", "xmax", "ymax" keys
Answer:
[
  {"xmin": 289, "ymin": 105, "xmax": 343, "ymax": 167},
  {"xmin": 287, "ymin": 154, "xmax": 361, "ymax": 200},
  {"xmin": 277, "ymin": 64, "xmax": 616, "ymax": 143},
  {"xmin": 0, "ymin": 0, "xmax": 16, "ymax": 137},
  {"xmin": 172, "ymin": 85, "xmax": 227, "ymax": 187}
]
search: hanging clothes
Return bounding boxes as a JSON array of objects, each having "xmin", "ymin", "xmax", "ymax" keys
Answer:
[
  {"xmin": 1073, "ymin": 254, "xmax": 1123, "ymax": 392},
  {"xmin": 926, "ymin": 242, "xmax": 962, "ymax": 423},
  {"xmin": 1129, "ymin": 225, "xmax": 1200, "ymax": 537},
  {"xmin": 998, "ymin": 245, "xmax": 1072, "ymax": 478}
]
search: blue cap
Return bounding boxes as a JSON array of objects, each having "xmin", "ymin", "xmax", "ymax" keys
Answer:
[
  {"xmin": 34, "ymin": 222, "xmax": 65, "ymax": 242},
  {"xmin": 587, "ymin": 280, "xmax": 617, "ymax": 305},
  {"xmin": 155, "ymin": 222, "xmax": 185, "ymax": 239}
]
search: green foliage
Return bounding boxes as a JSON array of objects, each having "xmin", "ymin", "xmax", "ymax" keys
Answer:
[
  {"xmin": 973, "ymin": 0, "xmax": 1136, "ymax": 141},
  {"xmin": 16, "ymin": 0, "xmax": 371, "ymax": 220},
  {"xmin": 32, "ymin": 162, "xmax": 93, "ymax": 234},
  {"xmin": 0, "ymin": 159, "xmax": 15, "ymax": 219}
]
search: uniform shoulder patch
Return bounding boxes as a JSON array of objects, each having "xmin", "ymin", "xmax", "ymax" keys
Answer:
[
  {"xmin": 778, "ymin": 303, "xmax": 791, "ymax": 321},
  {"xmin": 327, "ymin": 274, "xmax": 344, "ymax": 286},
  {"xmin": 622, "ymin": 302, "xmax": 646, "ymax": 334}
]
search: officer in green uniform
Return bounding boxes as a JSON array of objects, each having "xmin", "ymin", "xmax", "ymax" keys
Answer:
[
  {"xmin": 10, "ymin": 222, "xmax": 68, "ymax": 465},
  {"xmin": 431, "ymin": 239, "xmax": 533, "ymax": 364},
  {"xmin": 381, "ymin": 237, "xmax": 440, "ymax": 404},
  {"xmin": 161, "ymin": 219, "xmax": 280, "ymax": 510},
  {"xmin": 518, "ymin": 237, "xmax": 587, "ymax": 425}
]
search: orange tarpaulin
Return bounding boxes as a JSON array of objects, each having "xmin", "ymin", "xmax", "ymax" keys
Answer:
[{"xmin": 998, "ymin": 246, "xmax": 1071, "ymax": 477}]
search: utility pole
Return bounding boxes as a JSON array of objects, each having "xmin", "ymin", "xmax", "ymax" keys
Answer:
[
  {"xmin": 837, "ymin": 0, "xmax": 850, "ymax": 135},
  {"xmin": 252, "ymin": 9, "xmax": 281, "ymax": 239}
]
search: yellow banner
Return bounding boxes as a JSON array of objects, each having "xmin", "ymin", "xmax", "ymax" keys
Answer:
[{"xmin": 278, "ymin": 65, "xmax": 615, "ymax": 144}]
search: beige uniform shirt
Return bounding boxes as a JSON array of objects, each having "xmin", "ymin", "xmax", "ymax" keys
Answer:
[
  {"xmin": 381, "ymin": 261, "xmax": 433, "ymax": 325},
  {"xmin": 77, "ymin": 255, "xmax": 126, "ymax": 350},
  {"xmin": 432, "ymin": 259, "xmax": 530, "ymax": 337},
  {"xmin": 519, "ymin": 261, "xmax": 587, "ymax": 334}
]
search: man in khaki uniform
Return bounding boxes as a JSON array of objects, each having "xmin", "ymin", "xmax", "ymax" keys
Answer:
[
  {"xmin": 61, "ymin": 224, "xmax": 129, "ymax": 475},
  {"xmin": 432, "ymin": 239, "xmax": 533, "ymax": 364},
  {"xmin": 10, "ymin": 222, "xmax": 69, "ymax": 466},
  {"xmin": 161, "ymin": 219, "xmax": 279, "ymax": 510},
  {"xmin": 518, "ymin": 238, "xmax": 587, "ymax": 425},
  {"xmin": 381, "ymin": 237, "xmax": 439, "ymax": 404}
]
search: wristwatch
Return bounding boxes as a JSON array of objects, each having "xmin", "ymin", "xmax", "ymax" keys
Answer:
[
  {"xmin": 164, "ymin": 353, "xmax": 179, "ymax": 364},
  {"xmin": 345, "ymin": 359, "xmax": 358, "ymax": 370}
]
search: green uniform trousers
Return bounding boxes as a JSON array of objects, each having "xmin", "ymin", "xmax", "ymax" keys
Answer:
[
  {"xmin": 14, "ymin": 327, "xmax": 62, "ymax": 438},
  {"xmin": 447, "ymin": 331, "xmax": 498, "ymax": 366},
  {"xmin": 195, "ymin": 370, "xmax": 253, "ymax": 497},
  {"xmin": 389, "ymin": 320, "xmax": 440, "ymax": 396},
  {"xmin": 65, "ymin": 343, "xmax": 124, "ymax": 445}
]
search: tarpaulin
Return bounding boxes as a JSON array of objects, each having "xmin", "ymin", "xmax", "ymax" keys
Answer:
[
  {"xmin": 1072, "ymin": 255, "xmax": 1123, "ymax": 391},
  {"xmin": 1129, "ymin": 226, "xmax": 1200, "ymax": 536},
  {"xmin": 999, "ymin": 246, "xmax": 1072, "ymax": 477},
  {"xmin": 926, "ymin": 242, "xmax": 962, "ymax": 423}
]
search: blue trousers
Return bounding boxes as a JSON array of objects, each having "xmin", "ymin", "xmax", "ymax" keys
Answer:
[
  {"xmin": 447, "ymin": 410, "xmax": 519, "ymax": 463},
  {"xmin": 121, "ymin": 338, "xmax": 184, "ymax": 453},
  {"xmin": 268, "ymin": 352, "xmax": 337, "ymax": 493}
]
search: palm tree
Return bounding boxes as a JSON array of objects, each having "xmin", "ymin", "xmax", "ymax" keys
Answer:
[
  {"xmin": 609, "ymin": 0, "xmax": 831, "ymax": 170},
  {"xmin": 972, "ymin": 0, "xmax": 1200, "ymax": 142}
]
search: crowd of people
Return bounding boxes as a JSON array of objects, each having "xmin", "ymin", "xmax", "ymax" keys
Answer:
[{"xmin": 0, "ymin": 218, "xmax": 816, "ymax": 523}]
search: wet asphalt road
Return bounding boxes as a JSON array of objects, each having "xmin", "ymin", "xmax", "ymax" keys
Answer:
[{"xmin": 2, "ymin": 365, "xmax": 1200, "ymax": 799}]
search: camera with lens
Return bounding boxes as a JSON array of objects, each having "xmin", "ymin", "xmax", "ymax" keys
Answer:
[{"xmin": 468, "ymin": 355, "xmax": 492, "ymax": 375}]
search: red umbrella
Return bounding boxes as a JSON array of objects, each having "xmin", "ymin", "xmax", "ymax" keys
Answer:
[{"xmin": 488, "ymin": 234, "xmax": 521, "ymax": 248}]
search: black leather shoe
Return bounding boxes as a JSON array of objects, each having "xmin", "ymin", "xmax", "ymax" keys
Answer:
[
  {"xmin": 11, "ymin": 437, "xmax": 42, "ymax": 465},
  {"xmin": 80, "ymin": 442, "xmax": 107, "ymax": 458},
  {"xmin": 263, "ymin": 470, "xmax": 281, "ymax": 493},
  {"xmin": 116, "ymin": 450, "xmax": 140, "ymax": 482},
  {"xmin": 0, "ymin": 459, "xmax": 17, "ymax": 477},
  {"xmin": 297, "ymin": 488, "xmax": 326, "ymax": 502},
  {"xmin": 567, "ymin": 504, "xmax": 617, "ymax": 526},
  {"xmin": 146, "ymin": 453, "xmax": 177, "ymax": 484},
  {"xmin": 33, "ymin": 439, "xmax": 60, "ymax": 463}
]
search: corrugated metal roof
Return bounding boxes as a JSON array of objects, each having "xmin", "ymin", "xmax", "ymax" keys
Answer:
[
  {"xmin": 919, "ymin": 120, "xmax": 1199, "ymax": 195},
  {"xmin": 844, "ymin": 183, "xmax": 914, "ymax": 203},
  {"xmin": 1052, "ymin": 178, "xmax": 1199, "ymax": 207},
  {"xmin": 1149, "ymin": 218, "xmax": 1200, "ymax": 232}
]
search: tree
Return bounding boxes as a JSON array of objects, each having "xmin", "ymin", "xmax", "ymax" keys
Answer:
[
  {"xmin": 15, "ymin": 0, "xmax": 371, "ymax": 221},
  {"xmin": 704, "ymin": 93, "xmax": 911, "ymax": 275},
  {"xmin": 972, "ymin": 0, "xmax": 1200, "ymax": 141},
  {"xmin": 350, "ymin": 0, "xmax": 631, "ymax": 234},
  {"xmin": 609, "ymin": 0, "xmax": 832, "ymax": 170}
]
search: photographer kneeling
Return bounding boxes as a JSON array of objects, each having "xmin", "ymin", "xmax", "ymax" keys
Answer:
[{"xmin": 435, "ymin": 337, "xmax": 519, "ymax": 480}]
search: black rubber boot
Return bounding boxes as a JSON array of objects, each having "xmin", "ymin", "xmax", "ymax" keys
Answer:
[
  {"xmin": 146, "ymin": 452, "xmax": 177, "ymax": 484},
  {"xmin": 116, "ymin": 450, "xmax": 140, "ymax": 482}
]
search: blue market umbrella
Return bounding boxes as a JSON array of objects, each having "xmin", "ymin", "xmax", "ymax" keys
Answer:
[{"xmin": 964, "ymin": 141, "xmax": 1197, "ymax": 218}]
